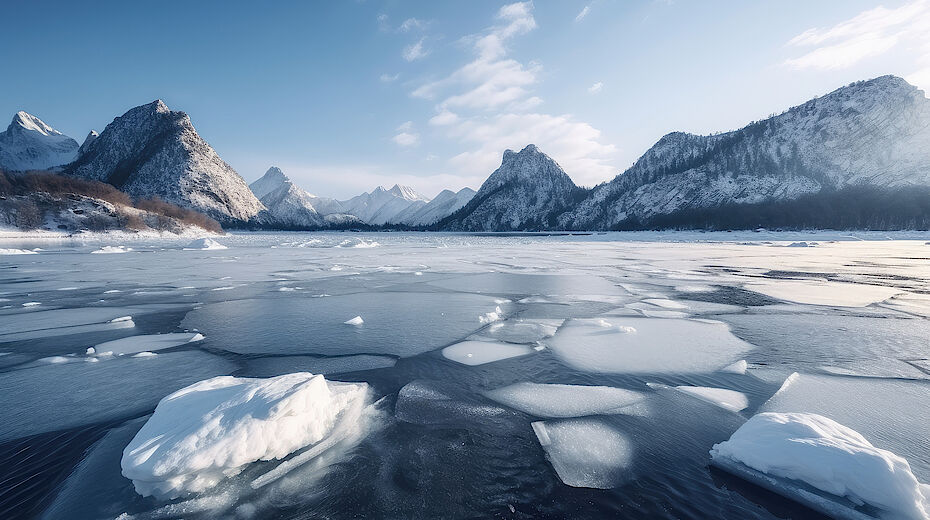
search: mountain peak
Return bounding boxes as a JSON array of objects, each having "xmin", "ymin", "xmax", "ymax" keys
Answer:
[
  {"xmin": 389, "ymin": 184, "xmax": 429, "ymax": 201},
  {"xmin": 250, "ymin": 166, "xmax": 292, "ymax": 199},
  {"xmin": 10, "ymin": 111, "xmax": 62, "ymax": 137},
  {"xmin": 0, "ymin": 111, "xmax": 79, "ymax": 171}
]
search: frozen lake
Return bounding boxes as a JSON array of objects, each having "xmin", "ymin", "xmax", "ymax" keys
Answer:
[{"xmin": 1, "ymin": 231, "xmax": 929, "ymax": 519}]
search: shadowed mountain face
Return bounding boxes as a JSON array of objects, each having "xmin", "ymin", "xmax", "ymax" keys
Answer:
[
  {"xmin": 440, "ymin": 144, "xmax": 583, "ymax": 231},
  {"xmin": 65, "ymin": 100, "xmax": 265, "ymax": 224}
]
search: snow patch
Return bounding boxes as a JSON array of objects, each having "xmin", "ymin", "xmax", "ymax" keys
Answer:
[
  {"xmin": 91, "ymin": 245, "xmax": 132, "ymax": 254},
  {"xmin": 184, "ymin": 238, "xmax": 227, "ymax": 250}
]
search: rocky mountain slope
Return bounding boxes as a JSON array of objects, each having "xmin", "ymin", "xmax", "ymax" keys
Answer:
[
  {"xmin": 560, "ymin": 75, "xmax": 930, "ymax": 229},
  {"xmin": 65, "ymin": 100, "xmax": 265, "ymax": 224},
  {"xmin": 0, "ymin": 112, "xmax": 79, "ymax": 171},
  {"xmin": 439, "ymin": 144, "xmax": 583, "ymax": 231},
  {"xmin": 339, "ymin": 184, "xmax": 431, "ymax": 225}
]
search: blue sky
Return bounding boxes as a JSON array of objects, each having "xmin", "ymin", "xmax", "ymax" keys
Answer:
[{"xmin": 2, "ymin": 0, "xmax": 928, "ymax": 198}]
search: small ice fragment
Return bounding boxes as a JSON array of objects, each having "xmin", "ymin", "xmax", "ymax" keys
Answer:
[
  {"xmin": 85, "ymin": 347, "xmax": 96, "ymax": 355},
  {"xmin": 414, "ymin": 272, "xmax": 423, "ymax": 276},
  {"xmin": 674, "ymin": 386, "xmax": 748, "ymax": 412},
  {"xmin": 109, "ymin": 316, "xmax": 133, "ymax": 323},
  {"xmin": 711, "ymin": 412, "xmax": 929, "ymax": 520},
  {"xmin": 132, "ymin": 352, "xmax": 157, "ymax": 358},
  {"xmin": 479, "ymin": 306, "xmax": 503, "ymax": 324},
  {"xmin": 104, "ymin": 290, "xmax": 121, "ymax": 294},
  {"xmin": 90, "ymin": 246, "xmax": 131, "ymax": 254},
  {"xmin": 0, "ymin": 248, "xmax": 38, "ymax": 255},
  {"xmin": 532, "ymin": 418, "xmax": 631, "ymax": 489},
  {"xmin": 344, "ymin": 316, "xmax": 364, "ymax": 326},
  {"xmin": 22, "ymin": 302, "xmax": 41, "ymax": 307},
  {"xmin": 722, "ymin": 359, "xmax": 748, "ymax": 374},
  {"xmin": 184, "ymin": 238, "xmax": 227, "ymax": 250}
]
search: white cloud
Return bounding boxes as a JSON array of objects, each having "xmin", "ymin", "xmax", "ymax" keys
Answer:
[
  {"xmin": 396, "ymin": 121, "xmax": 414, "ymax": 132},
  {"xmin": 392, "ymin": 132, "xmax": 419, "ymax": 147},
  {"xmin": 429, "ymin": 109, "xmax": 459, "ymax": 126},
  {"xmin": 407, "ymin": 2, "xmax": 618, "ymax": 186},
  {"xmin": 575, "ymin": 5, "xmax": 591, "ymax": 22},
  {"xmin": 403, "ymin": 38, "xmax": 429, "ymax": 61},
  {"xmin": 399, "ymin": 18, "xmax": 428, "ymax": 32},
  {"xmin": 784, "ymin": 0, "xmax": 930, "ymax": 75},
  {"xmin": 380, "ymin": 73, "xmax": 400, "ymax": 83},
  {"xmin": 377, "ymin": 14, "xmax": 390, "ymax": 32},
  {"xmin": 588, "ymin": 81, "xmax": 603, "ymax": 94}
]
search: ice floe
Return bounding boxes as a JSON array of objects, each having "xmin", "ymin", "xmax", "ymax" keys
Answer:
[
  {"xmin": 91, "ymin": 245, "xmax": 132, "ymax": 254},
  {"xmin": 673, "ymin": 386, "xmax": 748, "ymax": 412},
  {"xmin": 546, "ymin": 318, "xmax": 752, "ymax": 374},
  {"xmin": 485, "ymin": 383, "xmax": 646, "ymax": 418},
  {"xmin": 92, "ymin": 332, "xmax": 203, "ymax": 356},
  {"xmin": 344, "ymin": 316, "xmax": 364, "ymax": 325},
  {"xmin": 184, "ymin": 238, "xmax": 227, "ymax": 250},
  {"xmin": 442, "ymin": 340, "xmax": 533, "ymax": 366},
  {"xmin": 711, "ymin": 412, "xmax": 930, "ymax": 520},
  {"xmin": 532, "ymin": 418, "xmax": 631, "ymax": 489},
  {"xmin": 0, "ymin": 248, "xmax": 37, "ymax": 255},
  {"xmin": 744, "ymin": 279, "xmax": 901, "ymax": 307},
  {"xmin": 722, "ymin": 359, "xmax": 748, "ymax": 374},
  {"xmin": 121, "ymin": 372, "xmax": 368, "ymax": 499},
  {"xmin": 0, "ymin": 307, "xmax": 138, "ymax": 342}
]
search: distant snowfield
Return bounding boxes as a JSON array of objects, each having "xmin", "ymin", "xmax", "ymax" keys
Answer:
[{"xmin": 1, "ymin": 230, "xmax": 929, "ymax": 520}]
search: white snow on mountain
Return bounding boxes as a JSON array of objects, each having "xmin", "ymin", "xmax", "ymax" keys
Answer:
[
  {"xmin": 248, "ymin": 166, "xmax": 289, "ymax": 199},
  {"xmin": 562, "ymin": 75, "xmax": 930, "ymax": 228},
  {"xmin": 249, "ymin": 167, "xmax": 359, "ymax": 228},
  {"xmin": 390, "ymin": 187, "xmax": 476, "ymax": 226},
  {"xmin": 77, "ymin": 130, "xmax": 98, "ymax": 157},
  {"xmin": 339, "ymin": 184, "xmax": 431, "ymax": 225},
  {"xmin": 0, "ymin": 111, "xmax": 80, "ymax": 171},
  {"xmin": 65, "ymin": 100, "xmax": 265, "ymax": 223}
]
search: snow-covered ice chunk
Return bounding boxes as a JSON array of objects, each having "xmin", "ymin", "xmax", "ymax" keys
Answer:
[
  {"xmin": 674, "ymin": 386, "xmax": 748, "ymax": 412},
  {"xmin": 786, "ymin": 241, "xmax": 817, "ymax": 247},
  {"xmin": 479, "ymin": 306, "xmax": 503, "ymax": 324},
  {"xmin": 546, "ymin": 318, "xmax": 752, "ymax": 374},
  {"xmin": 121, "ymin": 372, "xmax": 368, "ymax": 499},
  {"xmin": 0, "ymin": 248, "xmax": 38, "ymax": 255},
  {"xmin": 442, "ymin": 340, "xmax": 533, "ymax": 366},
  {"xmin": 485, "ymin": 383, "xmax": 645, "ymax": 418},
  {"xmin": 184, "ymin": 238, "xmax": 227, "ymax": 250},
  {"xmin": 722, "ymin": 359, "xmax": 748, "ymax": 374},
  {"xmin": 93, "ymin": 332, "xmax": 203, "ymax": 356},
  {"xmin": 761, "ymin": 372, "xmax": 930, "ymax": 480},
  {"xmin": 336, "ymin": 238, "xmax": 379, "ymax": 248},
  {"xmin": 711, "ymin": 412, "xmax": 930, "ymax": 520},
  {"xmin": 91, "ymin": 245, "xmax": 132, "ymax": 254},
  {"xmin": 744, "ymin": 279, "xmax": 900, "ymax": 307},
  {"xmin": 21, "ymin": 301, "xmax": 41, "ymax": 307},
  {"xmin": 344, "ymin": 315, "xmax": 364, "ymax": 325},
  {"xmin": 532, "ymin": 418, "xmax": 631, "ymax": 489}
]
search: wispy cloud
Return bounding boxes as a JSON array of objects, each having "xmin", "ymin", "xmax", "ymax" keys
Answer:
[
  {"xmin": 393, "ymin": 121, "xmax": 420, "ymax": 146},
  {"xmin": 408, "ymin": 2, "xmax": 617, "ymax": 186},
  {"xmin": 380, "ymin": 73, "xmax": 400, "ymax": 83},
  {"xmin": 784, "ymin": 0, "xmax": 930, "ymax": 81},
  {"xmin": 403, "ymin": 38, "xmax": 429, "ymax": 61},
  {"xmin": 575, "ymin": 5, "xmax": 591, "ymax": 22},
  {"xmin": 399, "ymin": 17, "xmax": 428, "ymax": 32},
  {"xmin": 588, "ymin": 81, "xmax": 603, "ymax": 94}
]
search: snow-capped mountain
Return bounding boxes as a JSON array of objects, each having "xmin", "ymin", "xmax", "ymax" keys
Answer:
[
  {"xmin": 77, "ymin": 130, "xmax": 98, "ymax": 157},
  {"xmin": 440, "ymin": 144, "xmax": 582, "ymax": 231},
  {"xmin": 561, "ymin": 75, "xmax": 930, "ymax": 229},
  {"xmin": 339, "ymin": 184, "xmax": 431, "ymax": 225},
  {"xmin": 249, "ymin": 166, "xmax": 358, "ymax": 228},
  {"xmin": 0, "ymin": 111, "xmax": 80, "ymax": 171},
  {"xmin": 391, "ymin": 187, "xmax": 476, "ymax": 226},
  {"xmin": 65, "ymin": 100, "xmax": 265, "ymax": 224}
]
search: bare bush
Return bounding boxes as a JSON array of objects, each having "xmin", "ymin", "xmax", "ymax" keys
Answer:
[
  {"xmin": 14, "ymin": 199, "xmax": 43, "ymax": 230},
  {"xmin": 136, "ymin": 197, "xmax": 222, "ymax": 233}
]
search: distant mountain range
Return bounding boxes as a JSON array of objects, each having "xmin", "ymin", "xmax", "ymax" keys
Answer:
[{"xmin": 2, "ymin": 74, "xmax": 929, "ymax": 231}]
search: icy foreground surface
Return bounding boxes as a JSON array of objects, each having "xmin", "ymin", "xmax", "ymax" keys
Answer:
[
  {"xmin": 121, "ymin": 372, "xmax": 368, "ymax": 499},
  {"xmin": 546, "ymin": 318, "xmax": 752, "ymax": 373},
  {"xmin": 711, "ymin": 412, "xmax": 930, "ymax": 520}
]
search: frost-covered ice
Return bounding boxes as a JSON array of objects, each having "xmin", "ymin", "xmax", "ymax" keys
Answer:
[
  {"xmin": 442, "ymin": 339, "xmax": 533, "ymax": 366},
  {"xmin": 478, "ymin": 306, "xmax": 503, "ymax": 324},
  {"xmin": 532, "ymin": 418, "xmax": 632, "ymax": 489},
  {"xmin": 91, "ymin": 245, "xmax": 132, "ymax": 254},
  {"xmin": 93, "ymin": 332, "xmax": 203, "ymax": 356},
  {"xmin": 0, "ymin": 248, "xmax": 37, "ymax": 255},
  {"xmin": 184, "ymin": 238, "xmax": 227, "ymax": 250},
  {"xmin": 711, "ymin": 412, "xmax": 930, "ymax": 520},
  {"xmin": 722, "ymin": 359, "xmax": 748, "ymax": 374},
  {"xmin": 121, "ymin": 372, "xmax": 368, "ymax": 499},
  {"xmin": 744, "ymin": 279, "xmax": 901, "ymax": 307},
  {"xmin": 344, "ymin": 315, "xmax": 364, "ymax": 325},
  {"xmin": 546, "ymin": 318, "xmax": 752, "ymax": 374},
  {"xmin": 674, "ymin": 386, "xmax": 748, "ymax": 412},
  {"xmin": 485, "ymin": 383, "xmax": 646, "ymax": 418}
]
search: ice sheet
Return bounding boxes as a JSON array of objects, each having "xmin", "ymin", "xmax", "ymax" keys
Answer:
[
  {"xmin": 744, "ymin": 279, "xmax": 901, "ymax": 307},
  {"xmin": 442, "ymin": 340, "xmax": 533, "ymax": 366},
  {"xmin": 546, "ymin": 318, "xmax": 753, "ymax": 374},
  {"xmin": 92, "ymin": 332, "xmax": 203, "ymax": 356},
  {"xmin": 485, "ymin": 383, "xmax": 646, "ymax": 418},
  {"xmin": 532, "ymin": 418, "xmax": 631, "ymax": 489},
  {"xmin": 674, "ymin": 386, "xmax": 748, "ymax": 412}
]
